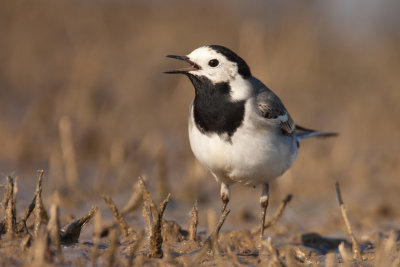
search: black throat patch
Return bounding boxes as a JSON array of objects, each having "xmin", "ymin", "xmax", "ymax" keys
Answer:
[{"xmin": 188, "ymin": 75, "xmax": 245, "ymax": 140}]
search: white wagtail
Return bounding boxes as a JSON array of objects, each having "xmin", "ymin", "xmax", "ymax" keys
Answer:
[{"xmin": 166, "ymin": 45, "xmax": 337, "ymax": 237}]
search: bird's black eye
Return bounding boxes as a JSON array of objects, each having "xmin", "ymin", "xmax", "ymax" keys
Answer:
[{"xmin": 208, "ymin": 59, "xmax": 219, "ymax": 67}]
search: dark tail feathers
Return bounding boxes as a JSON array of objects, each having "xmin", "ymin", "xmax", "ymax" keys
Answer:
[{"xmin": 295, "ymin": 125, "xmax": 338, "ymax": 140}]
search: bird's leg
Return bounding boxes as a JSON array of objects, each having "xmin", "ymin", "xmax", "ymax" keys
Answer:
[
  {"xmin": 220, "ymin": 183, "xmax": 230, "ymax": 212},
  {"xmin": 260, "ymin": 183, "xmax": 270, "ymax": 238}
]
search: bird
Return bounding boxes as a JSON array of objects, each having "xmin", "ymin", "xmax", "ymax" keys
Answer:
[{"xmin": 165, "ymin": 45, "xmax": 337, "ymax": 238}]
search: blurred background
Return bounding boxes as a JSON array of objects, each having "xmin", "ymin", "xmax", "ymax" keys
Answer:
[{"xmin": 0, "ymin": 0, "xmax": 399, "ymax": 235}]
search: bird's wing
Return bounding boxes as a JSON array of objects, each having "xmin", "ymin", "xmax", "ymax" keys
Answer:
[{"xmin": 254, "ymin": 79, "xmax": 295, "ymax": 135}]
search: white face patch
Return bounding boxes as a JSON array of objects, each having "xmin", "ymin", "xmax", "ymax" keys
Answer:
[
  {"xmin": 187, "ymin": 46, "xmax": 238, "ymax": 83},
  {"xmin": 187, "ymin": 46, "xmax": 252, "ymax": 101}
]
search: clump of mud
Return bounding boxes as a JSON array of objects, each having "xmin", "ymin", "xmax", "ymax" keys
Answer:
[{"xmin": 0, "ymin": 171, "xmax": 398, "ymax": 266}]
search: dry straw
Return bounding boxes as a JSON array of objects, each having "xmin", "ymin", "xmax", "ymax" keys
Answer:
[
  {"xmin": 106, "ymin": 228, "xmax": 120, "ymax": 267},
  {"xmin": 103, "ymin": 195, "xmax": 135, "ymax": 243},
  {"xmin": 188, "ymin": 200, "xmax": 198, "ymax": 241},
  {"xmin": 149, "ymin": 193, "xmax": 171, "ymax": 258},
  {"xmin": 33, "ymin": 170, "xmax": 47, "ymax": 238},
  {"xmin": 138, "ymin": 176, "xmax": 172, "ymax": 258},
  {"xmin": 59, "ymin": 116, "xmax": 79, "ymax": 191},
  {"xmin": 5, "ymin": 175, "xmax": 16, "ymax": 238},
  {"xmin": 127, "ymin": 229, "xmax": 145, "ymax": 266},
  {"xmin": 194, "ymin": 208, "xmax": 230, "ymax": 263},
  {"xmin": 91, "ymin": 210, "xmax": 102, "ymax": 267},
  {"xmin": 100, "ymin": 179, "xmax": 143, "ymax": 238},
  {"xmin": 335, "ymin": 182, "xmax": 362, "ymax": 261},
  {"xmin": 47, "ymin": 192, "xmax": 63, "ymax": 263}
]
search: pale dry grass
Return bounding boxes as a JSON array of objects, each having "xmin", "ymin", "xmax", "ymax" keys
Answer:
[{"xmin": 0, "ymin": 171, "xmax": 399, "ymax": 266}]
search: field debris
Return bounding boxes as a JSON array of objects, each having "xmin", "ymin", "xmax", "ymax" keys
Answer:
[
  {"xmin": 374, "ymin": 231, "xmax": 400, "ymax": 267},
  {"xmin": 5, "ymin": 175, "xmax": 17, "ymax": 238},
  {"xmin": 106, "ymin": 228, "xmax": 119, "ymax": 267},
  {"xmin": 0, "ymin": 171, "xmax": 399, "ymax": 266},
  {"xmin": 127, "ymin": 229, "xmax": 145, "ymax": 265},
  {"xmin": 138, "ymin": 176, "xmax": 158, "ymax": 218},
  {"xmin": 188, "ymin": 200, "xmax": 198, "ymax": 241},
  {"xmin": 33, "ymin": 170, "xmax": 47, "ymax": 238},
  {"xmin": 91, "ymin": 210, "xmax": 102, "ymax": 267},
  {"xmin": 103, "ymin": 195, "xmax": 135, "ymax": 243},
  {"xmin": 335, "ymin": 182, "xmax": 363, "ymax": 261},
  {"xmin": 47, "ymin": 194, "xmax": 63, "ymax": 263},
  {"xmin": 121, "ymin": 179, "xmax": 143, "ymax": 214},
  {"xmin": 101, "ymin": 180, "xmax": 143, "ymax": 238},
  {"xmin": 194, "ymin": 208, "xmax": 230, "ymax": 263},
  {"xmin": 16, "ymin": 194, "xmax": 36, "ymax": 234},
  {"xmin": 59, "ymin": 116, "xmax": 79, "ymax": 192},
  {"xmin": 149, "ymin": 193, "xmax": 171, "ymax": 258}
]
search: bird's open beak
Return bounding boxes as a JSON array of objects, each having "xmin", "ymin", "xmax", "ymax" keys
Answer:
[{"xmin": 165, "ymin": 55, "xmax": 200, "ymax": 74}]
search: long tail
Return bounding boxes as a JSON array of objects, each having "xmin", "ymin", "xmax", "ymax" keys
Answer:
[{"xmin": 295, "ymin": 125, "xmax": 338, "ymax": 141}]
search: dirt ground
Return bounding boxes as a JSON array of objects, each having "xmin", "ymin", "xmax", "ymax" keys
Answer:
[{"xmin": 0, "ymin": 0, "xmax": 399, "ymax": 266}]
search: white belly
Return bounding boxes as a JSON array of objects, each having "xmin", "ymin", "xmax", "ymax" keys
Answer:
[{"xmin": 188, "ymin": 105, "xmax": 298, "ymax": 186}]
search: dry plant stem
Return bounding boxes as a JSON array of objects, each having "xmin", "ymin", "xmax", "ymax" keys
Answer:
[
  {"xmin": 251, "ymin": 194, "xmax": 292, "ymax": 235},
  {"xmin": 211, "ymin": 208, "xmax": 230, "ymax": 240},
  {"xmin": 121, "ymin": 180, "xmax": 143, "ymax": 214},
  {"xmin": 375, "ymin": 231, "xmax": 399, "ymax": 267},
  {"xmin": 16, "ymin": 172, "xmax": 49, "ymax": 234},
  {"xmin": 142, "ymin": 200, "xmax": 153, "ymax": 237},
  {"xmin": 5, "ymin": 176, "xmax": 16, "ymax": 237},
  {"xmin": 138, "ymin": 176, "xmax": 157, "ymax": 217},
  {"xmin": 1, "ymin": 181, "xmax": 9, "ymax": 208},
  {"xmin": 335, "ymin": 182, "xmax": 362, "ymax": 261},
  {"xmin": 91, "ymin": 211, "xmax": 102, "ymax": 267},
  {"xmin": 127, "ymin": 229, "xmax": 145, "ymax": 267},
  {"xmin": 106, "ymin": 229, "xmax": 119, "ymax": 267},
  {"xmin": 149, "ymin": 193, "xmax": 171, "ymax": 258},
  {"xmin": 195, "ymin": 208, "xmax": 230, "ymax": 263},
  {"xmin": 207, "ymin": 208, "xmax": 217, "ymax": 235},
  {"xmin": 325, "ymin": 252, "xmax": 337, "ymax": 267},
  {"xmin": 22, "ymin": 196, "xmax": 36, "ymax": 221},
  {"xmin": 33, "ymin": 170, "xmax": 45, "ymax": 238},
  {"xmin": 59, "ymin": 116, "xmax": 79, "ymax": 191},
  {"xmin": 212, "ymin": 236, "xmax": 223, "ymax": 266},
  {"xmin": 32, "ymin": 226, "xmax": 50, "ymax": 267},
  {"xmin": 338, "ymin": 242, "xmax": 352, "ymax": 267},
  {"xmin": 48, "ymin": 202, "xmax": 63, "ymax": 263},
  {"xmin": 189, "ymin": 200, "xmax": 198, "ymax": 241},
  {"xmin": 102, "ymin": 195, "xmax": 135, "ymax": 242},
  {"xmin": 12, "ymin": 176, "xmax": 18, "ymax": 219},
  {"xmin": 60, "ymin": 206, "xmax": 98, "ymax": 243},
  {"xmin": 16, "ymin": 195, "xmax": 36, "ymax": 234},
  {"xmin": 100, "ymin": 181, "xmax": 143, "ymax": 238}
]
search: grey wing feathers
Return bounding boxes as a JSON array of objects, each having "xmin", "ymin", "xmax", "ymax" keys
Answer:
[
  {"xmin": 255, "ymin": 84, "xmax": 295, "ymax": 135},
  {"xmin": 253, "ymin": 78, "xmax": 337, "ymax": 139}
]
